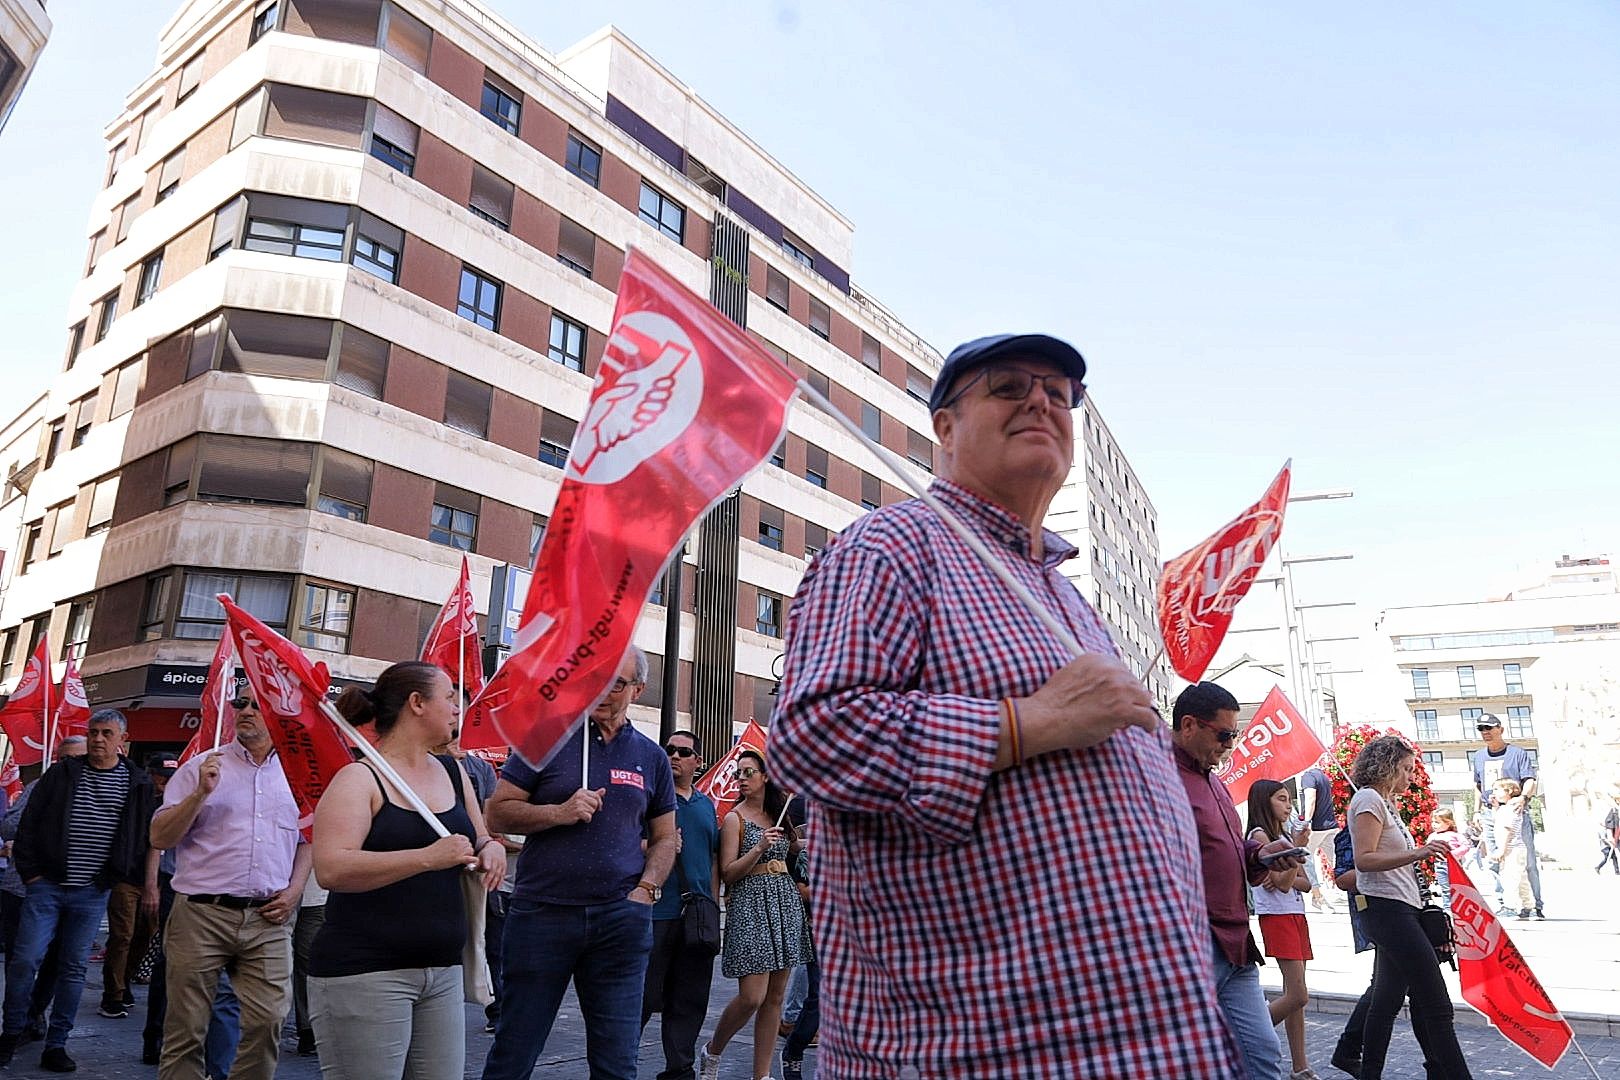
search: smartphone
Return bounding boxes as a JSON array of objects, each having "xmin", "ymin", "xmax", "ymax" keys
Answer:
[{"xmin": 1257, "ymin": 846, "xmax": 1309, "ymax": 868}]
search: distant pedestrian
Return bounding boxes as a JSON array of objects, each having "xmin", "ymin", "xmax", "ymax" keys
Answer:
[
  {"xmin": 1472, "ymin": 714, "xmax": 1542, "ymax": 918},
  {"xmin": 1348, "ymin": 735, "xmax": 1472, "ymax": 1079},
  {"xmin": 1594, "ymin": 795, "xmax": 1619, "ymax": 875},
  {"xmin": 308, "ymin": 661, "xmax": 505, "ymax": 1080},
  {"xmin": 698, "ymin": 749, "xmax": 811, "ymax": 1080},
  {"xmin": 1488, "ymin": 779, "xmax": 1534, "ymax": 919},
  {"xmin": 1246, "ymin": 779, "xmax": 1316, "ymax": 1080},
  {"xmin": 1297, "ymin": 763, "xmax": 1339, "ymax": 911},
  {"xmin": 0, "ymin": 710, "xmax": 153, "ymax": 1073},
  {"xmin": 1428, "ymin": 808, "xmax": 1472, "ymax": 903}
]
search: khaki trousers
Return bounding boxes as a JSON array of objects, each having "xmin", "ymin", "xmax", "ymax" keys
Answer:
[
  {"xmin": 103, "ymin": 881, "xmax": 155, "ymax": 1003},
  {"xmin": 158, "ymin": 898, "xmax": 292, "ymax": 1080}
]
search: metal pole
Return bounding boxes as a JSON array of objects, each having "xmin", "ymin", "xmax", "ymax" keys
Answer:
[{"xmin": 659, "ymin": 544, "xmax": 684, "ymax": 744}]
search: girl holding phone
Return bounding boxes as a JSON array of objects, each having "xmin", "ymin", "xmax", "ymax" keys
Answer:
[{"xmin": 1247, "ymin": 779, "xmax": 1317, "ymax": 1080}]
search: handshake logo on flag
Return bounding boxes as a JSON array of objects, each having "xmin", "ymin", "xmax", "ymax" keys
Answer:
[{"xmin": 573, "ymin": 311, "xmax": 704, "ymax": 485}]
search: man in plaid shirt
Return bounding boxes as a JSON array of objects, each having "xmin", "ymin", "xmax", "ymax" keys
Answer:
[{"xmin": 771, "ymin": 334, "xmax": 1246, "ymax": 1079}]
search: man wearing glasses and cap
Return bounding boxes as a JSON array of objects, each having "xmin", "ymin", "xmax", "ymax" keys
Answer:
[
  {"xmin": 772, "ymin": 335, "xmax": 1262, "ymax": 1077},
  {"xmin": 1472, "ymin": 713, "xmax": 1544, "ymax": 918},
  {"xmin": 149, "ymin": 691, "xmax": 311, "ymax": 1080}
]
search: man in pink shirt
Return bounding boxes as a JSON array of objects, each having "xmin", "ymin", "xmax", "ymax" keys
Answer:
[{"xmin": 149, "ymin": 692, "xmax": 310, "ymax": 1080}]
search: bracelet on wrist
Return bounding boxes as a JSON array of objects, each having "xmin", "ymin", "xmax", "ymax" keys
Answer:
[{"xmin": 1002, "ymin": 698, "xmax": 1024, "ymax": 767}]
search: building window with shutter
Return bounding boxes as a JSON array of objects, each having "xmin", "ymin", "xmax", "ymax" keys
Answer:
[
  {"xmin": 195, "ymin": 436, "xmax": 314, "ymax": 506},
  {"xmin": 156, "ymin": 147, "xmax": 185, "ymax": 201},
  {"xmin": 352, "ymin": 213, "xmax": 402, "ymax": 282},
  {"xmin": 756, "ymin": 592, "xmax": 783, "ymax": 638},
  {"xmin": 808, "ymin": 297, "xmax": 830, "ymax": 339},
  {"xmin": 177, "ymin": 570, "xmax": 291, "ymax": 639},
  {"xmin": 539, "ymin": 410, "xmax": 576, "ymax": 469},
  {"xmin": 566, "ymin": 131, "xmax": 601, "ymax": 186},
  {"xmin": 469, "ymin": 164, "xmax": 514, "ymax": 231},
  {"xmin": 480, "ymin": 74, "xmax": 522, "ymax": 135},
  {"xmin": 335, "ymin": 324, "xmax": 388, "ymax": 398},
  {"xmin": 548, "ymin": 314, "xmax": 586, "ymax": 371},
  {"xmin": 765, "ymin": 266, "xmax": 789, "ymax": 312},
  {"xmin": 557, "ymin": 217, "xmax": 595, "ymax": 278},
  {"xmin": 297, "ymin": 582, "xmax": 355, "ymax": 652},
  {"xmin": 457, "ymin": 267, "xmax": 502, "ymax": 331},
  {"xmin": 86, "ymin": 476, "xmax": 118, "ymax": 535},
  {"xmin": 804, "ymin": 444, "xmax": 828, "ymax": 489},
  {"xmin": 315, "ymin": 447, "xmax": 372, "ymax": 521},
  {"xmin": 638, "ymin": 181, "xmax": 685, "ymax": 242},
  {"xmin": 429, "ymin": 483, "xmax": 479, "ymax": 551},
  {"xmin": 758, "ymin": 505, "xmax": 784, "ymax": 552},
  {"xmin": 64, "ymin": 598, "xmax": 96, "ymax": 662},
  {"xmin": 444, "ymin": 371, "xmax": 493, "ymax": 439},
  {"xmin": 135, "ymin": 250, "xmax": 165, "ymax": 306},
  {"xmin": 861, "ymin": 472, "xmax": 880, "ymax": 511},
  {"xmin": 369, "ymin": 105, "xmax": 418, "ymax": 174}
]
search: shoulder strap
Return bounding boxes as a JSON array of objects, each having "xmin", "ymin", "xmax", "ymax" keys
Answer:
[
  {"xmin": 360, "ymin": 762, "xmax": 389, "ymax": 803},
  {"xmin": 435, "ymin": 754, "xmax": 465, "ymax": 807}
]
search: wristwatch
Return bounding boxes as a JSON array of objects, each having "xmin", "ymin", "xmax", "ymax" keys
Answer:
[{"xmin": 636, "ymin": 879, "xmax": 662, "ymax": 902}]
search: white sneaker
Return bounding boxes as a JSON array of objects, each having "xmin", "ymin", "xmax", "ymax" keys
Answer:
[{"xmin": 698, "ymin": 1044, "xmax": 721, "ymax": 1080}]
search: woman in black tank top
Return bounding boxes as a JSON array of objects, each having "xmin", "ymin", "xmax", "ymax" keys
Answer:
[{"xmin": 305, "ymin": 661, "xmax": 506, "ymax": 1080}]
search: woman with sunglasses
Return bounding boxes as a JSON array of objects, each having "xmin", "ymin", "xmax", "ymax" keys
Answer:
[
  {"xmin": 698, "ymin": 750, "xmax": 810, "ymax": 1080},
  {"xmin": 306, "ymin": 661, "xmax": 506, "ymax": 1080},
  {"xmin": 1348, "ymin": 735, "xmax": 1471, "ymax": 1079}
]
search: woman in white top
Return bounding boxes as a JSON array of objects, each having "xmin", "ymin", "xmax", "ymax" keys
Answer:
[
  {"xmin": 1246, "ymin": 780, "xmax": 1316, "ymax": 1080},
  {"xmin": 1349, "ymin": 736, "xmax": 1472, "ymax": 1079}
]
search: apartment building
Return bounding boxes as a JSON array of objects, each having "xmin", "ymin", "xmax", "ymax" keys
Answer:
[{"xmin": 0, "ymin": 0, "xmax": 50, "ymax": 135}]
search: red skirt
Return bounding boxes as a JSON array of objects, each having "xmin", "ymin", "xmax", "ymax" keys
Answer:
[{"xmin": 1258, "ymin": 913, "xmax": 1313, "ymax": 960}]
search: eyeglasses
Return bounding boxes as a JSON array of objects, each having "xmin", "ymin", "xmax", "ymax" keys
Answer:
[
  {"xmin": 665, "ymin": 745, "xmax": 696, "ymax": 759},
  {"xmin": 230, "ymin": 697, "xmax": 256, "ymax": 712},
  {"xmin": 1195, "ymin": 717, "xmax": 1239, "ymax": 744},
  {"xmin": 940, "ymin": 363, "xmax": 1085, "ymax": 411},
  {"xmin": 609, "ymin": 678, "xmax": 641, "ymax": 694},
  {"xmin": 735, "ymin": 767, "xmax": 761, "ymax": 780}
]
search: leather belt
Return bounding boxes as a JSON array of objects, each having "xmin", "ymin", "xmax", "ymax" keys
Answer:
[
  {"xmin": 747, "ymin": 859, "xmax": 789, "ymax": 877},
  {"xmin": 186, "ymin": 893, "xmax": 272, "ymax": 910}
]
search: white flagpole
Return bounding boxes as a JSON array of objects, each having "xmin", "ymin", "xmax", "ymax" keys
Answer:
[
  {"xmin": 213, "ymin": 658, "xmax": 230, "ymax": 751},
  {"xmin": 319, "ymin": 700, "xmax": 451, "ymax": 839},
  {"xmin": 43, "ymin": 655, "xmax": 55, "ymax": 768},
  {"xmin": 582, "ymin": 720, "xmax": 591, "ymax": 789}
]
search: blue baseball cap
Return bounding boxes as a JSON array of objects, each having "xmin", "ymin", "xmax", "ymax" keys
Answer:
[{"xmin": 928, "ymin": 333, "xmax": 1087, "ymax": 413}]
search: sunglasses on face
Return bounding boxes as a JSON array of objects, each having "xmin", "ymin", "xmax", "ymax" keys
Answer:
[
  {"xmin": 736, "ymin": 767, "xmax": 762, "ymax": 780},
  {"xmin": 231, "ymin": 697, "xmax": 256, "ymax": 712},
  {"xmin": 1195, "ymin": 717, "xmax": 1239, "ymax": 744},
  {"xmin": 941, "ymin": 363, "xmax": 1086, "ymax": 411},
  {"xmin": 665, "ymin": 745, "xmax": 696, "ymax": 759}
]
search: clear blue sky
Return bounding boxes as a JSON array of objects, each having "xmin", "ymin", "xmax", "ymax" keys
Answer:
[{"xmin": 2, "ymin": 1, "xmax": 1617, "ymax": 619}]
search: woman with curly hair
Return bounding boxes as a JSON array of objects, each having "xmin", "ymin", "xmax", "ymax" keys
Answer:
[{"xmin": 1348, "ymin": 735, "xmax": 1472, "ymax": 1078}]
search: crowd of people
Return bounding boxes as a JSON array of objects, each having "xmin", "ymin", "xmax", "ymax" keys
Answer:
[{"xmin": 0, "ymin": 331, "xmax": 1589, "ymax": 1080}]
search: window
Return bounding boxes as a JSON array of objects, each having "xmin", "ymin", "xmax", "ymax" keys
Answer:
[
  {"xmin": 480, "ymin": 75, "xmax": 521, "ymax": 135},
  {"xmin": 138, "ymin": 574, "xmax": 172, "ymax": 639},
  {"xmin": 250, "ymin": 0, "xmax": 279, "ymax": 43},
  {"xmin": 209, "ymin": 195, "xmax": 245, "ymax": 259},
  {"xmin": 539, "ymin": 410, "xmax": 575, "ymax": 469},
  {"xmin": 907, "ymin": 429, "xmax": 934, "ymax": 473},
  {"xmin": 557, "ymin": 218, "xmax": 596, "ymax": 279},
  {"xmin": 316, "ymin": 447, "xmax": 371, "ymax": 521},
  {"xmin": 87, "ymin": 477, "xmax": 118, "ymax": 535},
  {"xmin": 529, "ymin": 514, "xmax": 547, "ymax": 560},
  {"xmin": 1456, "ymin": 665, "xmax": 1476, "ymax": 698},
  {"xmin": 683, "ymin": 155, "xmax": 726, "ymax": 199},
  {"xmin": 1410, "ymin": 668, "xmax": 1431, "ymax": 699},
  {"xmin": 1503, "ymin": 663, "xmax": 1523, "ymax": 694},
  {"xmin": 1413, "ymin": 709, "xmax": 1439, "ymax": 741},
  {"xmin": 20, "ymin": 522, "xmax": 42, "ymax": 566},
  {"xmin": 457, "ymin": 267, "xmax": 501, "ymax": 331},
  {"xmin": 45, "ymin": 503, "xmax": 69, "ymax": 557},
  {"xmin": 430, "ymin": 483, "xmax": 479, "ymax": 550},
  {"xmin": 196, "ymin": 436, "xmax": 313, "ymax": 506},
  {"xmin": 861, "ymin": 472, "xmax": 881, "ymax": 511},
  {"xmin": 808, "ymin": 297, "xmax": 830, "ymax": 339},
  {"xmin": 781, "ymin": 234, "xmax": 813, "ymax": 269},
  {"xmin": 469, "ymin": 164, "xmax": 514, "ymax": 231},
  {"xmin": 64, "ymin": 598, "xmax": 95, "ymax": 662},
  {"xmin": 444, "ymin": 370, "xmax": 492, "ymax": 438},
  {"xmin": 86, "ymin": 230, "xmax": 109, "ymax": 275},
  {"xmin": 177, "ymin": 51, "xmax": 204, "ymax": 103},
  {"xmin": 135, "ymin": 250, "xmax": 164, "ymax": 306},
  {"xmin": 65, "ymin": 322, "xmax": 86, "ymax": 369},
  {"xmin": 0, "ymin": 628, "xmax": 17, "ymax": 681},
  {"xmin": 382, "ymin": 4, "xmax": 432, "ymax": 72},
  {"xmin": 860, "ymin": 401, "xmax": 880, "ymax": 441},
  {"xmin": 1461, "ymin": 707, "xmax": 1483, "ymax": 725},
  {"xmin": 1422, "ymin": 751, "xmax": 1443, "ymax": 770},
  {"xmin": 565, "ymin": 131, "xmax": 601, "ymax": 187},
  {"xmin": 44, "ymin": 420, "xmax": 63, "ymax": 468},
  {"xmin": 905, "ymin": 364, "xmax": 931, "ymax": 403},
  {"xmin": 369, "ymin": 105, "xmax": 417, "ymax": 174},
  {"xmin": 755, "ymin": 592, "xmax": 783, "ymax": 638},
  {"xmin": 163, "ymin": 437, "xmax": 196, "ymax": 506},
  {"xmin": 804, "ymin": 444, "xmax": 828, "ymax": 489},
  {"xmin": 216, "ymin": 309, "xmax": 333, "ymax": 380},
  {"xmin": 105, "ymin": 141, "xmax": 127, "ymax": 188},
  {"xmin": 768, "ymin": 440, "xmax": 786, "ymax": 469},
  {"xmin": 95, "ymin": 291, "xmax": 119, "ymax": 343},
  {"xmin": 177, "ymin": 571, "xmax": 291, "ymax": 639},
  {"xmin": 352, "ymin": 213, "xmax": 402, "ymax": 283},
  {"xmin": 297, "ymin": 582, "xmax": 354, "ymax": 652},
  {"xmin": 231, "ymin": 89, "xmax": 263, "ymax": 149},
  {"xmin": 758, "ymin": 505, "xmax": 784, "ymax": 552},
  {"xmin": 243, "ymin": 199, "xmax": 346, "ymax": 260},
  {"xmin": 335, "ymin": 324, "xmax": 388, "ymax": 398},
  {"xmin": 638, "ymin": 182, "xmax": 685, "ymax": 242},
  {"xmin": 806, "ymin": 369, "xmax": 830, "ymax": 401},
  {"xmin": 804, "ymin": 523, "xmax": 827, "ymax": 560},
  {"xmin": 765, "ymin": 266, "xmax": 789, "ymax": 312},
  {"xmin": 548, "ymin": 313, "xmax": 586, "ymax": 371},
  {"xmin": 1506, "ymin": 705, "xmax": 1533, "ymax": 739},
  {"xmin": 861, "ymin": 332, "xmax": 882, "ymax": 371},
  {"xmin": 156, "ymin": 147, "xmax": 185, "ymax": 201},
  {"xmin": 72, "ymin": 392, "xmax": 98, "ymax": 447},
  {"xmin": 751, "ymin": 675, "xmax": 774, "ymax": 724}
]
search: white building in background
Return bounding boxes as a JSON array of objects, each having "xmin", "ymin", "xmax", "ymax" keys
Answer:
[
  {"xmin": 0, "ymin": 0, "xmax": 50, "ymax": 135},
  {"xmin": 1373, "ymin": 554, "xmax": 1620, "ymax": 862}
]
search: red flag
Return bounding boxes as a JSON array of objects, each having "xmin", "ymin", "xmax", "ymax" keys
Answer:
[
  {"xmin": 477, "ymin": 249, "xmax": 799, "ymax": 766},
  {"xmin": 1445, "ymin": 852, "xmax": 1573, "ymax": 1067},
  {"xmin": 1215, "ymin": 686, "xmax": 1326, "ymax": 803},
  {"xmin": 696, "ymin": 720, "xmax": 769, "ymax": 823},
  {"xmin": 422, "ymin": 557, "xmax": 502, "ymax": 752},
  {"xmin": 180, "ymin": 632, "xmax": 239, "ymax": 764},
  {"xmin": 216, "ymin": 594, "xmax": 354, "ymax": 836},
  {"xmin": 1157, "ymin": 462, "xmax": 1291, "ymax": 681},
  {"xmin": 55, "ymin": 654, "xmax": 90, "ymax": 740},
  {"xmin": 0, "ymin": 751, "xmax": 20, "ymax": 802},
  {"xmin": 0, "ymin": 640, "xmax": 52, "ymax": 766}
]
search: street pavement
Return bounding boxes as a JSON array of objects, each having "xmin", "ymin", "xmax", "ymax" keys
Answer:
[{"xmin": 3, "ymin": 866, "xmax": 1615, "ymax": 1077}]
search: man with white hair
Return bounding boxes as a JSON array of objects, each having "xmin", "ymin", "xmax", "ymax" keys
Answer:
[{"xmin": 0, "ymin": 710, "xmax": 154, "ymax": 1072}]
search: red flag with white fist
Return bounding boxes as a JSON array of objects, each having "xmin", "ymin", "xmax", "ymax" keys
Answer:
[
  {"xmin": 0, "ymin": 639, "xmax": 51, "ymax": 766},
  {"xmin": 1157, "ymin": 462, "xmax": 1291, "ymax": 681},
  {"xmin": 55, "ymin": 654, "xmax": 91, "ymax": 740},
  {"xmin": 697, "ymin": 720, "xmax": 769, "ymax": 824},
  {"xmin": 1445, "ymin": 852, "xmax": 1573, "ymax": 1067},
  {"xmin": 475, "ymin": 249, "xmax": 799, "ymax": 767}
]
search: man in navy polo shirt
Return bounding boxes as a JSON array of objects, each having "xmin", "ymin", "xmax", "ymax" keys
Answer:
[{"xmin": 482, "ymin": 644, "xmax": 678, "ymax": 1080}]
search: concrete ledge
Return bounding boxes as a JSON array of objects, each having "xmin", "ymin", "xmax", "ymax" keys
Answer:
[{"xmin": 1304, "ymin": 990, "xmax": 1620, "ymax": 1037}]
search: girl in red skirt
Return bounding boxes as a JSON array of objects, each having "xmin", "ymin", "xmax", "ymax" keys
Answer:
[{"xmin": 1248, "ymin": 779, "xmax": 1318, "ymax": 1080}]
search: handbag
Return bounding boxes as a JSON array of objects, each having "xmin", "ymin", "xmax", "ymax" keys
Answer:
[
  {"xmin": 676, "ymin": 859, "xmax": 721, "ymax": 955},
  {"xmin": 461, "ymin": 868, "xmax": 495, "ymax": 1005},
  {"xmin": 1414, "ymin": 866, "xmax": 1456, "ymax": 970}
]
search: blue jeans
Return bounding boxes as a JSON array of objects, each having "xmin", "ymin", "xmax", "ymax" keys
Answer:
[
  {"xmin": 483, "ymin": 898, "xmax": 653, "ymax": 1080},
  {"xmin": 784, "ymin": 960, "xmax": 820, "ymax": 1061},
  {"xmin": 1209, "ymin": 935, "xmax": 1283, "ymax": 1080},
  {"xmin": 207, "ymin": 973, "xmax": 241, "ymax": 1079},
  {"xmin": 2, "ymin": 881, "xmax": 109, "ymax": 1049}
]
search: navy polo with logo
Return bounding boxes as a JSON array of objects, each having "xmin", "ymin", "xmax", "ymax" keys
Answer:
[{"xmin": 502, "ymin": 721, "xmax": 676, "ymax": 905}]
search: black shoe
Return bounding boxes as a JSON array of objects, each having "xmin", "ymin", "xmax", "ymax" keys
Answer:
[
  {"xmin": 1534, "ymin": 908, "xmax": 1545, "ymax": 919},
  {"xmin": 97, "ymin": 999, "xmax": 129, "ymax": 1019},
  {"xmin": 297, "ymin": 1029, "xmax": 316, "ymax": 1055},
  {"xmin": 1330, "ymin": 1045, "xmax": 1361, "ymax": 1078},
  {"xmin": 40, "ymin": 1045, "xmax": 77, "ymax": 1072},
  {"xmin": 121, "ymin": 989, "xmax": 136, "ymax": 1008},
  {"xmin": 141, "ymin": 1039, "xmax": 160, "ymax": 1066},
  {"xmin": 0, "ymin": 1032, "xmax": 18, "ymax": 1067},
  {"xmin": 483, "ymin": 1018, "xmax": 497, "ymax": 1034}
]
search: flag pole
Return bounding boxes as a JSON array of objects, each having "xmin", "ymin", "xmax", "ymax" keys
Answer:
[
  {"xmin": 583, "ymin": 720, "xmax": 591, "ymax": 789},
  {"xmin": 213, "ymin": 660, "xmax": 230, "ymax": 751},
  {"xmin": 795, "ymin": 382, "xmax": 1083, "ymax": 657},
  {"xmin": 42, "ymin": 652, "xmax": 54, "ymax": 769},
  {"xmin": 318, "ymin": 701, "xmax": 451, "ymax": 839}
]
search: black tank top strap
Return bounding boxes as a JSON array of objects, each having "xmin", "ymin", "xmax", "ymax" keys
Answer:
[
  {"xmin": 361, "ymin": 761, "xmax": 389, "ymax": 802},
  {"xmin": 435, "ymin": 753, "xmax": 465, "ymax": 807}
]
